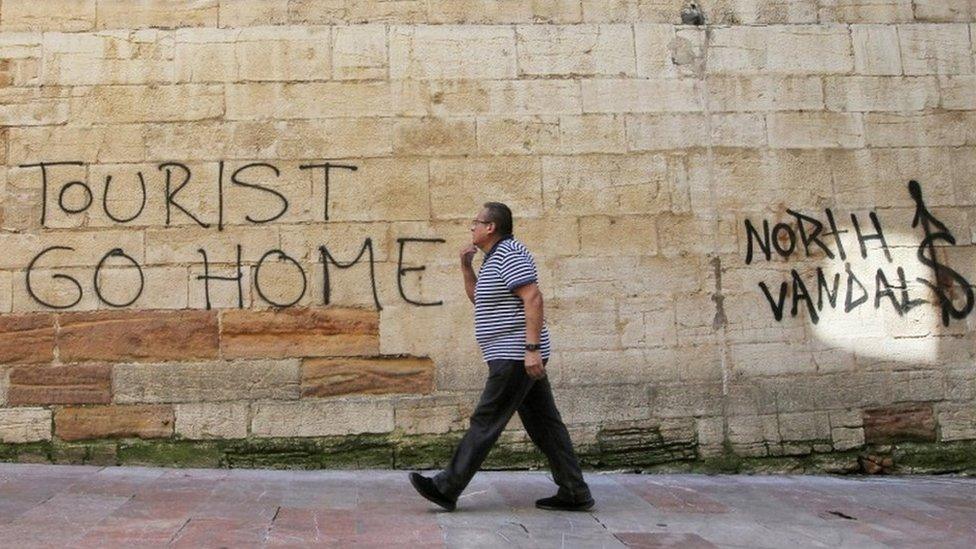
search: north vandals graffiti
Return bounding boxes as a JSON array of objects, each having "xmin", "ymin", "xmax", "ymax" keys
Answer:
[
  {"xmin": 18, "ymin": 161, "xmax": 445, "ymax": 311},
  {"xmin": 743, "ymin": 181, "xmax": 974, "ymax": 326}
]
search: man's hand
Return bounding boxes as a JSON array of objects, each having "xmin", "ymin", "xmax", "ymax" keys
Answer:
[
  {"xmin": 524, "ymin": 350, "xmax": 546, "ymax": 380},
  {"xmin": 460, "ymin": 245, "xmax": 477, "ymax": 268}
]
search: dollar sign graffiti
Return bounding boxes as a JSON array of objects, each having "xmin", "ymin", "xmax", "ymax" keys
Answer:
[{"xmin": 908, "ymin": 180, "xmax": 974, "ymax": 326}]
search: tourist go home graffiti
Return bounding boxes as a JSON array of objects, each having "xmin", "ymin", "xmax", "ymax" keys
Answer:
[
  {"xmin": 18, "ymin": 160, "xmax": 444, "ymax": 311},
  {"xmin": 743, "ymin": 181, "xmax": 974, "ymax": 327}
]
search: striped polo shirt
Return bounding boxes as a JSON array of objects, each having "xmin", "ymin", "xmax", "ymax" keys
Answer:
[{"xmin": 474, "ymin": 236, "xmax": 552, "ymax": 362}]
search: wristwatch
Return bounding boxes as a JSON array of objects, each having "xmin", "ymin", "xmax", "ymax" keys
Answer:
[{"xmin": 524, "ymin": 343, "xmax": 542, "ymax": 351}]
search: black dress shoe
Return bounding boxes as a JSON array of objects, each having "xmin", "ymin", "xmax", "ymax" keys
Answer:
[
  {"xmin": 535, "ymin": 494, "xmax": 595, "ymax": 512},
  {"xmin": 409, "ymin": 472, "xmax": 456, "ymax": 511}
]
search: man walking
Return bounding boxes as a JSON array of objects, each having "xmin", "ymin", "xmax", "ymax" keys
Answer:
[{"xmin": 409, "ymin": 202, "xmax": 594, "ymax": 512}]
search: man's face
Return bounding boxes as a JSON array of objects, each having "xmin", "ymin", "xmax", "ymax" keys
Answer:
[{"xmin": 469, "ymin": 208, "xmax": 494, "ymax": 246}]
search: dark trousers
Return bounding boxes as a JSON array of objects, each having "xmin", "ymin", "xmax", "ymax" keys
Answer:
[{"xmin": 432, "ymin": 359, "xmax": 591, "ymax": 502}]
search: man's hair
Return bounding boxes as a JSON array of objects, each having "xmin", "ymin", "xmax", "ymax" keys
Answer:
[{"xmin": 482, "ymin": 202, "xmax": 513, "ymax": 236}]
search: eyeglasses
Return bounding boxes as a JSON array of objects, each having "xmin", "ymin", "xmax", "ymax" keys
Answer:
[{"xmin": 470, "ymin": 219, "xmax": 492, "ymax": 227}]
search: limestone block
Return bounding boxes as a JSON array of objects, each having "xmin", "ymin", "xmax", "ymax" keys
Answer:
[
  {"xmin": 284, "ymin": 0, "xmax": 348, "ymax": 24},
  {"xmin": 831, "ymin": 426, "xmax": 865, "ymax": 450},
  {"xmin": 332, "ymin": 25, "xmax": 387, "ymax": 80},
  {"xmin": 429, "ymin": 157, "xmax": 542, "ymax": 220},
  {"xmin": 890, "ymin": 370, "xmax": 946, "ymax": 402},
  {"xmin": 394, "ymin": 395, "xmax": 464, "ymax": 435},
  {"xmin": 550, "ymin": 255, "xmax": 700, "ymax": 300},
  {"xmin": 8, "ymin": 125, "xmax": 147, "ymax": 164},
  {"xmin": 939, "ymin": 75, "xmax": 976, "ymax": 109},
  {"xmin": 115, "ymin": 360, "xmax": 299, "ymax": 403},
  {"xmin": 390, "ymin": 25, "xmax": 516, "ymax": 79},
  {"xmin": 301, "ymin": 356, "xmax": 434, "ymax": 397},
  {"xmin": 864, "ymin": 112, "xmax": 976, "ymax": 146},
  {"xmin": 767, "ymin": 112, "xmax": 864, "ymax": 148},
  {"xmin": 220, "ymin": 307, "xmax": 379, "ymax": 359},
  {"xmin": 218, "ymin": 0, "xmax": 289, "ymax": 26},
  {"xmin": 818, "ymin": 0, "xmax": 913, "ymax": 23},
  {"xmin": 863, "ymin": 403, "xmax": 937, "ymax": 443},
  {"xmin": 237, "ymin": 26, "xmax": 330, "ymax": 81},
  {"xmin": 425, "ymin": 79, "xmax": 582, "ymax": 116},
  {"xmin": 541, "ymin": 153, "xmax": 671, "ymax": 216},
  {"xmin": 12, "ymin": 265, "xmax": 98, "ymax": 312},
  {"xmin": 145, "ymin": 226, "xmax": 279, "ymax": 265},
  {"xmin": 322, "ymin": 158, "xmax": 431, "ymax": 222},
  {"xmin": 96, "ymin": 0, "xmax": 219, "ymax": 30},
  {"xmin": 175, "ymin": 401, "xmax": 249, "ymax": 439},
  {"xmin": 731, "ymin": 342, "xmax": 816, "ymax": 377},
  {"xmin": 937, "ymin": 404, "xmax": 976, "ymax": 441},
  {"xmin": 727, "ymin": 414, "xmax": 779, "ymax": 444},
  {"xmin": 556, "ymin": 385, "xmax": 649, "ymax": 424},
  {"xmin": 516, "ymin": 24, "xmax": 635, "ymax": 77},
  {"xmin": 710, "ymin": 113, "xmax": 767, "ymax": 147},
  {"xmin": 634, "ymin": 24, "xmax": 677, "ymax": 78},
  {"xmin": 946, "ymin": 368, "xmax": 976, "ymax": 401},
  {"xmin": 655, "ymin": 213, "xmax": 737, "ymax": 259},
  {"xmin": 227, "ymin": 82, "xmax": 418, "ymax": 119},
  {"xmin": 705, "ymin": 75, "xmax": 823, "ymax": 112},
  {"xmin": 0, "ymin": 87, "xmax": 70, "ymax": 126},
  {"xmin": 55, "ymin": 404, "xmax": 174, "ymax": 441},
  {"xmin": 344, "ymin": 0, "xmax": 428, "ymax": 23},
  {"xmin": 825, "ymin": 76, "xmax": 939, "ymax": 111},
  {"xmin": 146, "ymin": 121, "xmax": 278, "ymax": 161},
  {"xmin": 476, "ymin": 116, "xmax": 560, "ymax": 155},
  {"xmin": 251, "ymin": 398, "xmax": 394, "ymax": 437},
  {"xmin": 626, "ymin": 113, "xmax": 708, "ymax": 150},
  {"xmin": 0, "ymin": 0, "xmax": 95, "ymax": 32},
  {"xmin": 703, "ymin": 26, "xmax": 768, "ymax": 73},
  {"xmin": 0, "ymin": 407, "xmax": 51, "ymax": 443},
  {"xmin": 913, "ymin": 0, "xmax": 976, "ymax": 22},
  {"xmin": 71, "ymin": 84, "xmax": 222, "ymax": 124},
  {"xmin": 393, "ymin": 117, "xmax": 476, "ymax": 156},
  {"xmin": 852, "ymin": 24, "xmax": 903, "ymax": 75},
  {"xmin": 58, "ymin": 310, "xmax": 220, "ymax": 362},
  {"xmin": 706, "ymin": 0, "xmax": 818, "ymax": 24},
  {"xmin": 582, "ymin": 78, "xmax": 700, "ymax": 114},
  {"xmin": 173, "ymin": 28, "xmax": 239, "ymax": 82},
  {"xmin": 778, "ymin": 411, "xmax": 831, "ymax": 441},
  {"xmin": 0, "ymin": 367, "xmax": 7, "ymax": 406},
  {"xmin": 898, "ymin": 24, "xmax": 974, "ymax": 75},
  {"xmin": 276, "ymin": 119, "xmax": 394, "ymax": 158},
  {"xmin": 558, "ymin": 114, "xmax": 627, "ymax": 154},
  {"xmin": 546, "ymin": 298, "xmax": 620, "ymax": 351},
  {"xmin": 41, "ymin": 30, "xmax": 175, "ymax": 86},
  {"xmin": 0, "ymin": 313, "xmax": 55, "ymax": 363},
  {"xmin": 186, "ymin": 264, "xmax": 253, "ymax": 310},
  {"xmin": 91, "ymin": 266, "xmax": 187, "ymax": 310},
  {"xmin": 280, "ymin": 222, "xmax": 394, "ymax": 265},
  {"xmin": 766, "ymin": 25, "xmax": 854, "ymax": 73},
  {"xmin": 0, "ymin": 228, "xmax": 143, "ymax": 269},
  {"xmin": 579, "ymin": 215, "xmax": 658, "ymax": 256}
]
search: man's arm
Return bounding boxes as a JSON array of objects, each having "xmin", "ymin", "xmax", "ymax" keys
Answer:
[
  {"xmin": 514, "ymin": 282, "xmax": 545, "ymax": 379},
  {"xmin": 460, "ymin": 245, "xmax": 477, "ymax": 304}
]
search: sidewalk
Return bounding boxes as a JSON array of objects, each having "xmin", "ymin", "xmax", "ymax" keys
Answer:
[{"xmin": 0, "ymin": 464, "xmax": 973, "ymax": 548}]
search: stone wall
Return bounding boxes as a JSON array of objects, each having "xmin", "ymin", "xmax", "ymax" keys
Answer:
[{"xmin": 0, "ymin": 0, "xmax": 974, "ymax": 474}]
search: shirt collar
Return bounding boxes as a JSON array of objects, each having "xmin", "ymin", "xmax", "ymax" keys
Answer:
[{"xmin": 484, "ymin": 234, "xmax": 513, "ymax": 261}]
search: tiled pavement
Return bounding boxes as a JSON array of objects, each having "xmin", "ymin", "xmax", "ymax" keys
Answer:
[{"xmin": 0, "ymin": 464, "xmax": 973, "ymax": 548}]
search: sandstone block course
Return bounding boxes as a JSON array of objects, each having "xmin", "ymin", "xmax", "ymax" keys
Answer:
[
  {"xmin": 516, "ymin": 24, "xmax": 635, "ymax": 77},
  {"xmin": 220, "ymin": 307, "xmax": 379, "ymax": 359},
  {"xmin": 301, "ymin": 356, "xmax": 435, "ymax": 397},
  {"xmin": 7, "ymin": 363, "xmax": 111, "ymax": 405},
  {"xmin": 57, "ymin": 310, "xmax": 219, "ymax": 362},
  {"xmin": 898, "ymin": 24, "xmax": 974, "ymax": 75},
  {"xmin": 55, "ymin": 404, "xmax": 174, "ymax": 441},
  {"xmin": 390, "ymin": 25, "xmax": 517, "ymax": 79},
  {"xmin": 0, "ymin": 313, "xmax": 55, "ymax": 363},
  {"xmin": 175, "ymin": 401, "xmax": 249, "ymax": 439}
]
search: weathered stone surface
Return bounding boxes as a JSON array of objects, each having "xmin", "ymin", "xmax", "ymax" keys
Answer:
[
  {"xmin": 429, "ymin": 157, "xmax": 542, "ymax": 219},
  {"xmin": 175, "ymin": 401, "xmax": 249, "ymax": 439},
  {"xmin": 0, "ymin": 313, "xmax": 55, "ymax": 363},
  {"xmin": 7, "ymin": 363, "xmax": 111, "ymax": 405},
  {"xmin": 898, "ymin": 24, "xmax": 974, "ymax": 75},
  {"xmin": 0, "ymin": 407, "xmax": 51, "ymax": 442},
  {"xmin": 220, "ymin": 308, "xmax": 379, "ymax": 359},
  {"xmin": 55, "ymin": 404, "xmax": 173, "ymax": 441},
  {"xmin": 0, "ymin": 0, "xmax": 96, "ymax": 32},
  {"xmin": 96, "ymin": 0, "xmax": 219, "ymax": 29},
  {"xmin": 332, "ymin": 25, "xmax": 387, "ymax": 79},
  {"xmin": 390, "ymin": 25, "xmax": 517, "ymax": 79},
  {"xmin": 302, "ymin": 356, "xmax": 434, "ymax": 397},
  {"xmin": 114, "ymin": 360, "xmax": 300, "ymax": 403},
  {"xmin": 863, "ymin": 404, "xmax": 937, "ymax": 443},
  {"xmin": 251, "ymin": 398, "xmax": 394, "ymax": 437},
  {"xmin": 393, "ymin": 395, "xmax": 463, "ymax": 434},
  {"xmin": 516, "ymin": 24, "xmax": 635, "ymax": 77},
  {"xmin": 852, "ymin": 24, "xmax": 902, "ymax": 75},
  {"xmin": 57, "ymin": 310, "xmax": 219, "ymax": 362},
  {"xmin": 766, "ymin": 112, "xmax": 864, "ymax": 148},
  {"xmin": 937, "ymin": 405, "xmax": 976, "ymax": 441}
]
